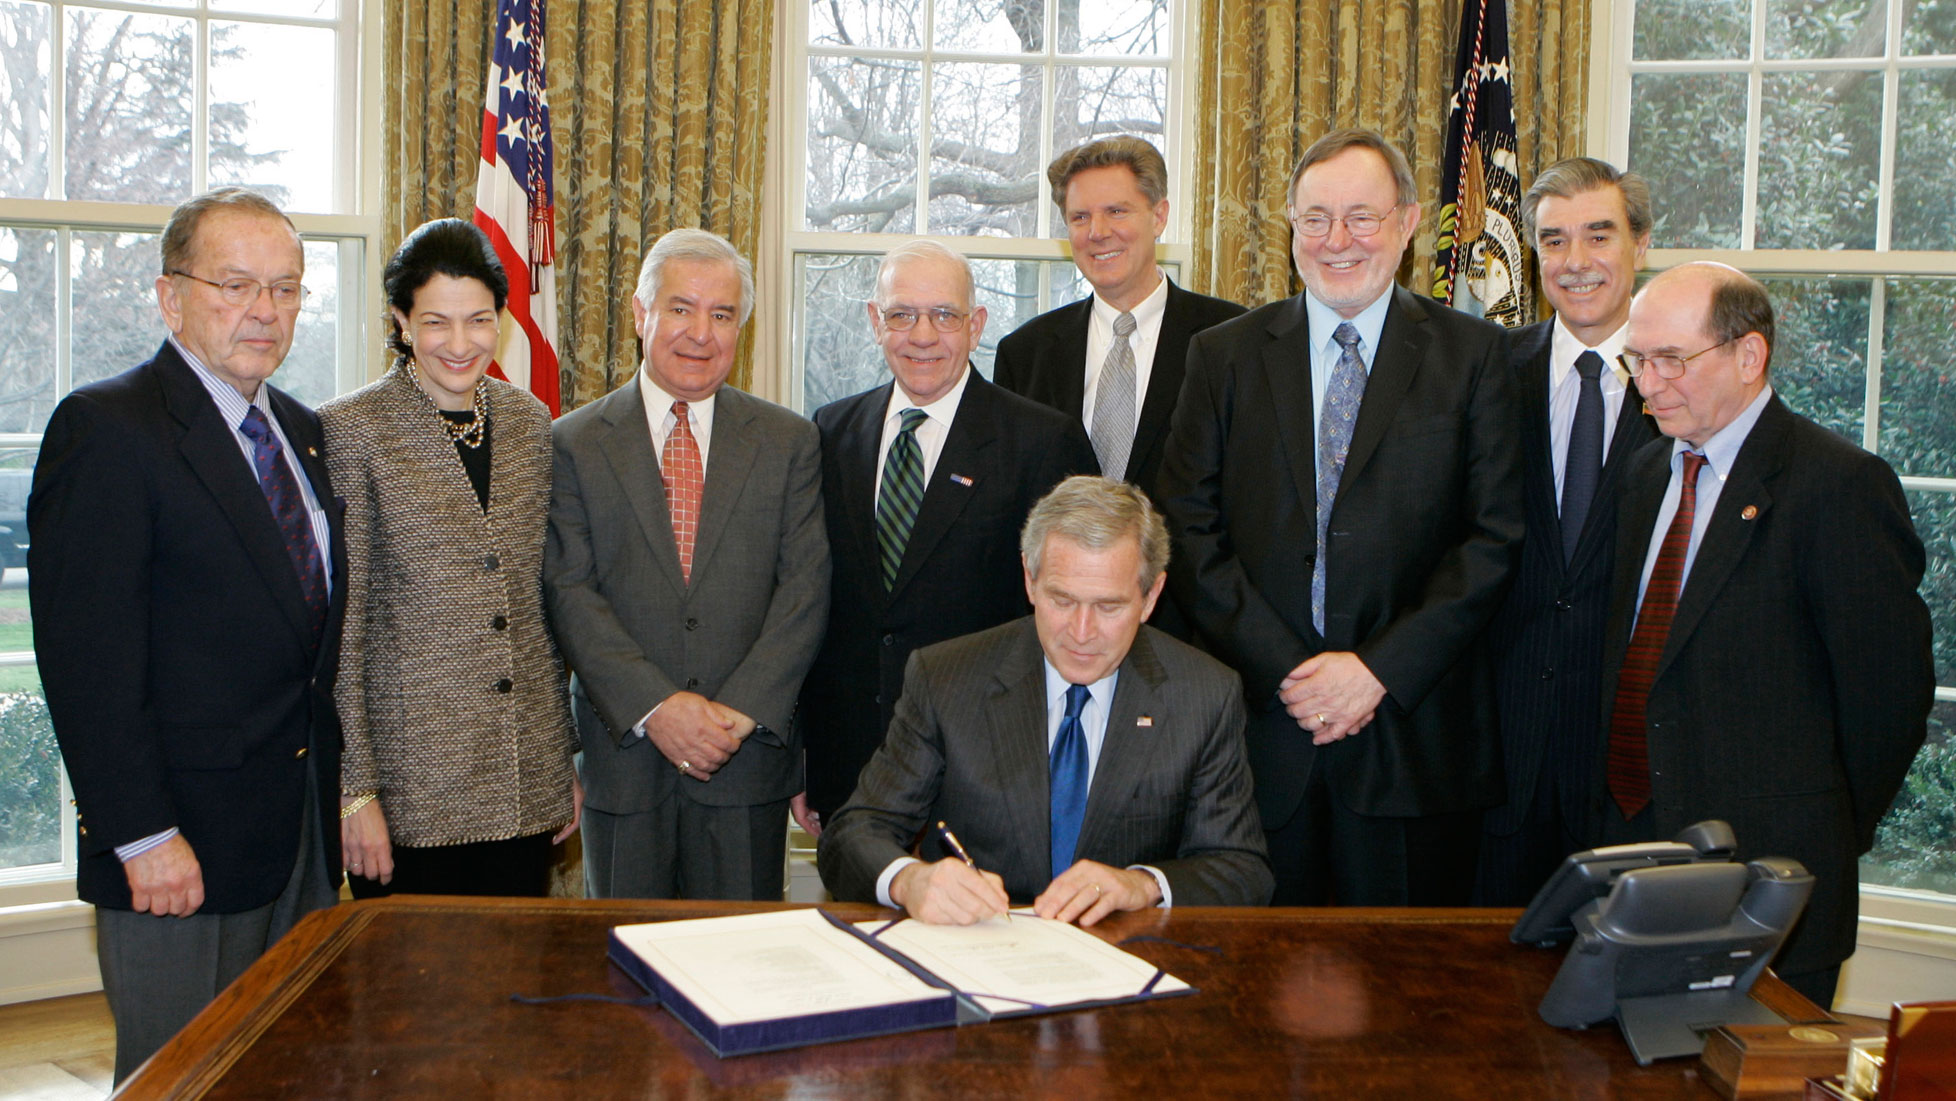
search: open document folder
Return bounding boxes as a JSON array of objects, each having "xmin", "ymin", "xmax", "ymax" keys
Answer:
[{"xmin": 607, "ymin": 908, "xmax": 1193, "ymax": 1056}]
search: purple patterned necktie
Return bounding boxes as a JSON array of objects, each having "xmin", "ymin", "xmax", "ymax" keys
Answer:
[
  {"xmin": 240, "ymin": 406, "xmax": 329, "ymax": 639},
  {"xmin": 1313, "ymin": 323, "xmax": 1368, "ymax": 635}
]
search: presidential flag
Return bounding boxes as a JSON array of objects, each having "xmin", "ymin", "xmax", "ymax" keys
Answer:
[
  {"xmin": 472, "ymin": 0, "xmax": 561, "ymax": 414},
  {"xmin": 1431, "ymin": 0, "xmax": 1530, "ymax": 328}
]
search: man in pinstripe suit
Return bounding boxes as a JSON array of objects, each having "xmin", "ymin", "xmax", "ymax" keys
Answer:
[{"xmin": 817, "ymin": 476, "xmax": 1271, "ymax": 926}]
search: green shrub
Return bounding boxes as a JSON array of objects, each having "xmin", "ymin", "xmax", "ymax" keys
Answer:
[{"xmin": 0, "ymin": 691, "xmax": 61, "ymax": 868}]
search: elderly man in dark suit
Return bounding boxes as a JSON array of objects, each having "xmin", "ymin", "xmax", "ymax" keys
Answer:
[
  {"xmin": 1156, "ymin": 129, "xmax": 1523, "ymax": 907},
  {"xmin": 799, "ymin": 241, "xmax": 1097, "ymax": 831},
  {"xmin": 1476, "ymin": 159, "xmax": 1659, "ymax": 906},
  {"xmin": 993, "ymin": 137, "xmax": 1244, "ymax": 508},
  {"xmin": 29, "ymin": 188, "xmax": 345, "ymax": 1081},
  {"xmin": 1599, "ymin": 262, "xmax": 1930, "ymax": 1007},
  {"xmin": 545, "ymin": 228, "xmax": 828, "ymax": 901},
  {"xmin": 819, "ymin": 476, "xmax": 1272, "ymax": 926}
]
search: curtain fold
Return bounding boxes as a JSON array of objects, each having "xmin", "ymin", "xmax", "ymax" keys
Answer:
[
  {"xmin": 383, "ymin": 0, "xmax": 774, "ymax": 408},
  {"xmin": 1191, "ymin": 0, "xmax": 1589, "ymax": 311}
]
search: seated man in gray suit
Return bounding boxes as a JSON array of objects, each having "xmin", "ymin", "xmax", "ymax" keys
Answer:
[
  {"xmin": 546, "ymin": 228, "xmax": 829, "ymax": 900},
  {"xmin": 818, "ymin": 476, "xmax": 1272, "ymax": 926}
]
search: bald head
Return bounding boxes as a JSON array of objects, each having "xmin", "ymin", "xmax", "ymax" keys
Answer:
[{"xmin": 1625, "ymin": 262, "xmax": 1775, "ymax": 448}]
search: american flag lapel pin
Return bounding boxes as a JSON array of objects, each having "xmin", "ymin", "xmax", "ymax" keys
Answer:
[
  {"xmin": 1136, "ymin": 716, "xmax": 1153, "ymax": 727},
  {"xmin": 949, "ymin": 473, "xmax": 974, "ymax": 486}
]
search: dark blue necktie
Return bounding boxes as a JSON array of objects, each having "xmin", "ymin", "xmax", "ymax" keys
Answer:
[
  {"xmin": 1561, "ymin": 351, "xmax": 1606, "ymax": 562},
  {"xmin": 1049, "ymin": 683, "xmax": 1092, "ymax": 880},
  {"xmin": 240, "ymin": 406, "xmax": 329, "ymax": 639}
]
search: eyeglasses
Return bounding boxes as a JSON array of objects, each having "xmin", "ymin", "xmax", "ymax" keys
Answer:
[
  {"xmin": 1288, "ymin": 205, "xmax": 1400, "ymax": 239},
  {"xmin": 1618, "ymin": 337, "xmax": 1735, "ymax": 380},
  {"xmin": 170, "ymin": 270, "xmax": 309, "ymax": 310},
  {"xmin": 878, "ymin": 306, "xmax": 969, "ymax": 333}
]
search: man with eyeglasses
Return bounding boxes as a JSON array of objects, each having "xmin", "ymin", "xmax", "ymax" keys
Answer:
[
  {"xmin": 1475, "ymin": 159, "xmax": 1660, "ymax": 907},
  {"xmin": 798, "ymin": 241, "xmax": 1096, "ymax": 833},
  {"xmin": 29, "ymin": 188, "xmax": 345, "ymax": 1081},
  {"xmin": 1157, "ymin": 129, "xmax": 1523, "ymax": 907},
  {"xmin": 1596, "ymin": 261, "xmax": 1929, "ymax": 1007}
]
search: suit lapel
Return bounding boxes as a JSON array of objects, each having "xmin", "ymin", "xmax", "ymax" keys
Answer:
[
  {"xmin": 1512, "ymin": 324, "xmax": 1561, "ymax": 571},
  {"xmin": 156, "ymin": 347, "xmax": 318, "ymax": 647},
  {"xmin": 1258, "ymin": 297, "xmax": 1320, "ymax": 523},
  {"xmin": 1076, "ymin": 631, "xmax": 1166, "ymax": 859},
  {"xmin": 985, "ymin": 622, "xmax": 1054, "ymax": 880},
  {"xmin": 1129, "ymin": 281, "xmax": 1193, "ymax": 480},
  {"xmin": 1656, "ymin": 399, "xmax": 1785, "ymax": 680},
  {"xmin": 691, "ymin": 388, "xmax": 759, "ymax": 583},
  {"xmin": 1340, "ymin": 287, "xmax": 1426, "ymax": 489},
  {"xmin": 1567, "ymin": 378, "xmax": 1659, "ymax": 579},
  {"xmin": 1051, "ymin": 300, "xmax": 1091, "ymax": 418},
  {"xmin": 888, "ymin": 371, "xmax": 993, "ymax": 601},
  {"xmin": 831, "ymin": 385, "xmax": 890, "ymax": 591},
  {"xmin": 595, "ymin": 382, "xmax": 686, "ymax": 596}
]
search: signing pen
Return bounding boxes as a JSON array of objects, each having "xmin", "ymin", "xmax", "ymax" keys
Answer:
[{"xmin": 936, "ymin": 820, "xmax": 1008, "ymax": 921}]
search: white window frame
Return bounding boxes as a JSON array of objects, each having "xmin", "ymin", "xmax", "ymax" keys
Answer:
[
  {"xmin": 0, "ymin": 0, "xmax": 382, "ymax": 912},
  {"xmin": 1590, "ymin": 0, "xmax": 1956, "ymax": 1011}
]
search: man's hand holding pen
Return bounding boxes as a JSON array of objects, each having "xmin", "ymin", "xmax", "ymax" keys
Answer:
[{"xmin": 890, "ymin": 858, "xmax": 1011, "ymax": 925}]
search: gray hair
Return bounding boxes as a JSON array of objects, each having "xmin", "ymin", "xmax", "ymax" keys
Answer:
[
  {"xmin": 1287, "ymin": 128, "xmax": 1418, "ymax": 209},
  {"xmin": 873, "ymin": 240, "xmax": 976, "ymax": 312},
  {"xmin": 634, "ymin": 228, "xmax": 755, "ymax": 326},
  {"xmin": 160, "ymin": 188, "xmax": 297, "ymax": 276},
  {"xmin": 1047, "ymin": 136, "xmax": 1169, "ymax": 210},
  {"xmin": 1520, "ymin": 157, "xmax": 1654, "ymax": 242},
  {"xmin": 1020, "ymin": 476, "xmax": 1170, "ymax": 592}
]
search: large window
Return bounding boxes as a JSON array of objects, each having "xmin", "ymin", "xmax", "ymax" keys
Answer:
[
  {"xmin": 0, "ymin": 0, "xmax": 372, "ymax": 891},
  {"xmin": 1604, "ymin": 0, "xmax": 1956, "ymax": 897},
  {"xmin": 786, "ymin": 0, "xmax": 1183, "ymax": 411}
]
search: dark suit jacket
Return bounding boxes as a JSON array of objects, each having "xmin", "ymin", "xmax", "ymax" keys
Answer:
[
  {"xmin": 817, "ymin": 619, "xmax": 1273, "ymax": 906},
  {"xmin": 545, "ymin": 381, "xmax": 830, "ymax": 814},
  {"xmin": 799, "ymin": 371, "xmax": 1098, "ymax": 818},
  {"xmin": 993, "ymin": 279, "xmax": 1245, "ymax": 503},
  {"xmin": 1156, "ymin": 285, "xmax": 1524, "ymax": 826},
  {"xmin": 29, "ymin": 340, "xmax": 346, "ymax": 912},
  {"xmin": 1485, "ymin": 321, "xmax": 1657, "ymax": 839},
  {"xmin": 1599, "ymin": 395, "xmax": 1931, "ymax": 975}
]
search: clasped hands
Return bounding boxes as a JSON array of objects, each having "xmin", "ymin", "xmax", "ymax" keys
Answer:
[
  {"xmin": 890, "ymin": 857, "xmax": 1160, "ymax": 928},
  {"xmin": 1278, "ymin": 651, "xmax": 1386, "ymax": 745},
  {"xmin": 645, "ymin": 690, "xmax": 755, "ymax": 781}
]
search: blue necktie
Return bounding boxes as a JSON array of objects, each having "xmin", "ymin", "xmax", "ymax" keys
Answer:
[
  {"xmin": 1049, "ymin": 683, "xmax": 1092, "ymax": 880},
  {"xmin": 1313, "ymin": 323, "xmax": 1368, "ymax": 635},
  {"xmin": 239, "ymin": 406, "xmax": 329, "ymax": 639},
  {"xmin": 1561, "ymin": 351, "xmax": 1606, "ymax": 563}
]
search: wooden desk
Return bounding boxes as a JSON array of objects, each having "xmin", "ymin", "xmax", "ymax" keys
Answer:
[{"xmin": 116, "ymin": 897, "xmax": 1824, "ymax": 1099}]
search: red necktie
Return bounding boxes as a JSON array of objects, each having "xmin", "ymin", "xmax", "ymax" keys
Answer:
[
  {"xmin": 663, "ymin": 401, "xmax": 703, "ymax": 583},
  {"xmin": 1607, "ymin": 450, "xmax": 1708, "ymax": 819}
]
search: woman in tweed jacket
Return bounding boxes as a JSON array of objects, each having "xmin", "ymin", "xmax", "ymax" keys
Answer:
[{"xmin": 323, "ymin": 219, "xmax": 578, "ymax": 897}]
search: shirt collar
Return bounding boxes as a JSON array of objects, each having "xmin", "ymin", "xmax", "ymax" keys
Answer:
[
  {"xmin": 170, "ymin": 335, "xmax": 261, "ymax": 425},
  {"xmin": 1091, "ymin": 269, "xmax": 1170, "ymax": 329},
  {"xmin": 882, "ymin": 361, "xmax": 972, "ymax": 429},
  {"xmin": 1041, "ymin": 657, "xmax": 1120, "ymax": 714},
  {"xmin": 1550, "ymin": 316, "xmax": 1631, "ymax": 391},
  {"xmin": 638, "ymin": 369, "xmax": 717, "ymax": 425},
  {"xmin": 1676, "ymin": 384, "xmax": 1775, "ymax": 479},
  {"xmin": 1303, "ymin": 288, "xmax": 1392, "ymax": 365}
]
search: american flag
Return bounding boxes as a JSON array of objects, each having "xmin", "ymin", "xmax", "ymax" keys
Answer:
[
  {"xmin": 472, "ymin": 0, "xmax": 561, "ymax": 414},
  {"xmin": 1430, "ymin": 0, "xmax": 1530, "ymax": 328}
]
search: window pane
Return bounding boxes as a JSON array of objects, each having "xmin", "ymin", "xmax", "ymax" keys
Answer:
[
  {"xmin": 1065, "ymin": 0, "xmax": 1169, "ymax": 56},
  {"xmin": 1757, "ymin": 72, "xmax": 1881, "ymax": 250},
  {"xmin": 1, "ymin": 0, "xmax": 53, "ymax": 200},
  {"xmin": 1046, "ymin": 64, "xmax": 1166, "ymax": 235},
  {"xmin": 1629, "ymin": 73, "xmax": 1747, "ymax": 248},
  {"xmin": 1910, "ymin": 489, "xmax": 1956, "ymax": 687},
  {"xmin": 64, "ymin": 9, "xmax": 194, "ymax": 203},
  {"xmin": 276, "ymin": 238, "xmax": 340, "ymax": 407},
  {"xmin": 1765, "ymin": 0, "xmax": 1883, "ymax": 58},
  {"xmin": 1863, "ymin": 698, "xmax": 1956, "ymax": 895},
  {"xmin": 0, "ymin": 226, "xmax": 57, "ymax": 434},
  {"xmin": 0, "ymin": 670, "xmax": 59, "ymax": 873},
  {"xmin": 1756, "ymin": 275, "xmax": 1868, "ymax": 442},
  {"xmin": 0, "ymin": 454, "xmax": 33, "ymax": 607},
  {"xmin": 799, "ymin": 253, "xmax": 883, "ymax": 412},
  {"xmin": 70, "ymin": 230, "xmax": 162, "ymax": 391},
  {"xmin": 208, "ymin": 22, "xmax": 337, "ymax": 214},
  {"xmin": 212, "ymin": 0, "xmax": 336, "ymax": 18},
  {"xmin": 1892, "ymin": 69, "xmax": 1956, "ymax": 251},
  {"xmin": 1878, "ymin": 277, "xmax": 1956, "ymax": 478},
  {"xmin": 809, "ymin": 0, "xmax": 920, "ymax": 50},
  {"xmin": 934, "ymin": 0, "xmax": 1041, "ymax": 53},
  {"xmin": 806, "ymin": 57, "xmax": 920, "ymax": 233},
  {"xmin": 927, "ymin": 62, "xmax": 1038, "ymax": 236},
  {"xmin": 1632, "ymin": 0, "xmax": 1750, "ymax": 60},
  {"xmin": 1905, "ymin": 0, "xmax": 1956, "ymax": 54}
]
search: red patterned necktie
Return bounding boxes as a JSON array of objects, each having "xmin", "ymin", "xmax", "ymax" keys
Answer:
[
  {"xmin": 663, "ymin": 401, "xmax": 703, "ymax": 583},
  {"xmin": 1607, "ymin": 450, "xmax": 1708, "ymax": 819}
]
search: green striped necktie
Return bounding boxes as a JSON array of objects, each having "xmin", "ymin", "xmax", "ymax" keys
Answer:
[{"xmin": 875, "ymin": 407, "xmax": 929, "ymax": 590}]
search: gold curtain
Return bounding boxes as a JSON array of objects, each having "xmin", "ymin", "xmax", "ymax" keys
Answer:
[
  {"xmin": 1190, "ymin": 0, "xmax": 1590, "ymax": 310},
  {"xmin": 382, "ymin": 0, "xmax": 775, "ymax": 409}
]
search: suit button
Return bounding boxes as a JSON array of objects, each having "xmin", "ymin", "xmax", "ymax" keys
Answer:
[
  {"xmin": 1540, "ymin": 668, "xmax": 1554, "ymax": 680},
  {"xmin": 491, "ymin": 615, "xmax": 508, "ymax": 630},
  {"xmin": 495, "ymin": 678, "xmax": 514, "ymax": 693},
  {"xmin": 78, "ymin": 825, "xmax": 87, "ymax": 836},
  {"xmin": 874, "ymin": 694, "xmax": 883, "ymax": 705},
  {"xmin": 484, "ymin": 554, "xmax": 500, "ymax": 570},
  {"xmin": 295, "ymin": 747, "xmax": 308, "ymax": 759},
  {"xmin": 881, "ymin": 634, "xmax": 894, "ymax": 646},
  {"xmin": 686, "ymin": 677, "xmax": 701, "ymax": 689},
  {"xmin": 1554, "ymin": 600, "xmax": 1573, "ymax": 611},
  {"xmin": 685, "ymin": 618, "xmax": 700, "ymax": 631}
]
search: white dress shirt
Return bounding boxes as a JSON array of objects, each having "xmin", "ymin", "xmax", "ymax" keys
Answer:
[
  {"xmin": 1635, "ymin": 385, "xmax": 1776, "ymax": 613},
  {"xmin": 1301, "ymin": 290, "xmax": 1391, "ymax": 487},
  {"xmin": 873, "ymin": 363, "xmax": 972, "ymax": 509},
  {"xmin": 1547, "ymin": 317, "xmax": 1630, "ymax": 506},
  {"xmin": 1082, "ymin": 271, "xmax": 1170, "ymax": 427},
  {"xmin": 638, "ymin": 370, "xmax": 717, "ymax": 471}
]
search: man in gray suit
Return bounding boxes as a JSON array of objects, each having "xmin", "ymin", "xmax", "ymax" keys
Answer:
[
  {"xmin": 818, "ymin": 476, "xmax": 1271, "ymax": 926},
  {"xmin": 546, "ymin": 228, "xmax": 829, "ymax": 900}
]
